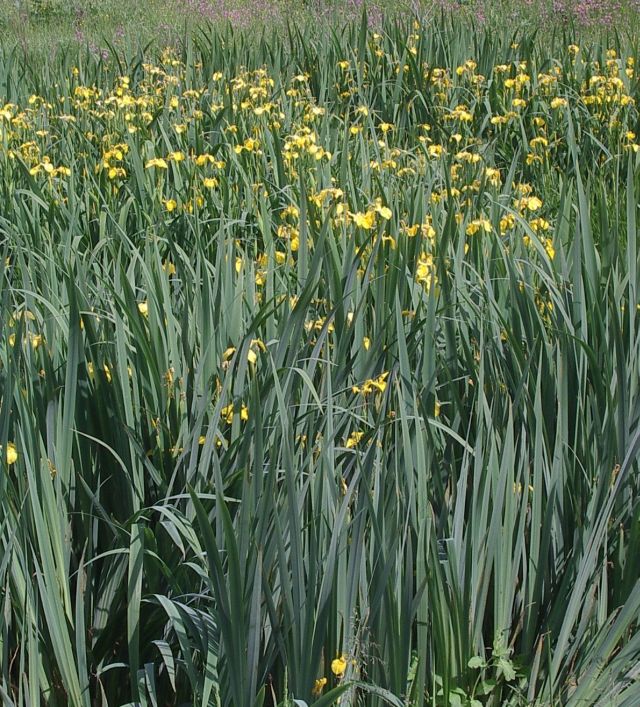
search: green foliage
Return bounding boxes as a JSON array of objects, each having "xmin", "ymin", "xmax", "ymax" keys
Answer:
[
  {"xmin": 0, "ymin": 12, "xmax": 639, "ymax": 707},
  {"xmin": 27, "ymin": 0, "xmax": 71, "ymax": 22}
]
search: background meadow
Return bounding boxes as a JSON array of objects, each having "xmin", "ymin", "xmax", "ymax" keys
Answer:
[{"xmin": 0, "ymin": 5, "xmax": 640, "ymax": 706}]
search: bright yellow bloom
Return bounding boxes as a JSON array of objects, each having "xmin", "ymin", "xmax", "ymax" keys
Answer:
[
  {"xmin": 195, "ymin": 154, "xmax": 213, "ymax": 166},
  {"xmin": 550, "ymin": 97, "xmax": 567, "ymax": 109},
  {"xmin": 353, "ymin": 211, "xmax": 376, "ymax": 229},
  {"xmin": 485, "ymin": 168, "xmax": 501, "ymax": 187},
  {"xmin": 138, "ymin": 301, "xmax": 149, "ymax": 317},
  {"xmin": 529, "ymin": 218, "xmax": 550, "ymax": 232},
  {"xmin": 346, "ymin": 431, "xmax": 365, "ymax": 449},
  {"xmin": 221, "ymin": 404, "xmax": 235, "ymax": 423},
  {"xmin": 415, "ymin": 253, "xmax": 437, "ymax": 289},
  {"xmin": 352, "ymin": 372, "xmax": 389, "ymax": 396},
  {"xmin": 500, "ymin": 214, "xmax": 515, "ymax": 233},
  {"xmin": 234, "ymin": 137, "xmax": 260, "ymax": 154},
  {"xmin": 518, "ymin": 196, "xmax": 543, "ymax": 211},
  {"xmin": 221, "ymin": 403, "xmax": 249, "ymax": 424},
  {"xmin": 331, "ymin": 655, "xmax": 347, "ymax": 678},
  {"xmin": 374, "ymin": 204, "xmax": 392, "ymax": 220},
  {"xmin": 466, "ymin": 219, "xmax": 493, "ymax": 236},
  {"xmin": 4, "ymin": 442, "xmax": 17, "ymax": 465},
  {"xmin": 145, "ymin": 158, "xmax": 169, "ymax": 169}
]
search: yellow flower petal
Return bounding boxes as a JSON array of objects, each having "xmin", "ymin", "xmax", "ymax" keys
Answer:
[
  {"xmin": 331, "ymin": 655, "xmax": 347, "ymax": 678},
  {"xmin": 145, "ymin": 158, "xmax": 168, "ymax": 169},
  {"xmin": 5, "ymin": 442, "xmax": 17, "ymax": 465},
  {"xmin": 312, "ymin": 677, "xmax": 327, "ymax": 696}
]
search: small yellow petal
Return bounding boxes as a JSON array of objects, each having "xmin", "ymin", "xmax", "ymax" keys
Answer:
[
  {"xmin": 5, "ymin": 442, "xmax": 18, "ymax": 465},
  {"xmin": 312, "ymin": 677, "xmax": 327, "ymax": 696}
]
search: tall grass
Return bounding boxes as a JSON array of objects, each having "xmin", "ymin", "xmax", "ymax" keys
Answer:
[{"xmin": 0, "ymin": 13, "xmax": 639, "ymax": 706}]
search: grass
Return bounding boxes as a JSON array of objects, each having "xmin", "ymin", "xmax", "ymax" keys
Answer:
[
  {"xmin": 3, "ymin": 0, "xmax": 640, "ymax": 59},
  {"xmin": 0, "ymin": 9, "xmax": 639, "ymax": 707}
]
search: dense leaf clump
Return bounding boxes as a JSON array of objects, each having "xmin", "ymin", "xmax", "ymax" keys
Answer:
[{"xmin": 0, "ymin": 14, "xmax": 639, "ymax": 707}]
